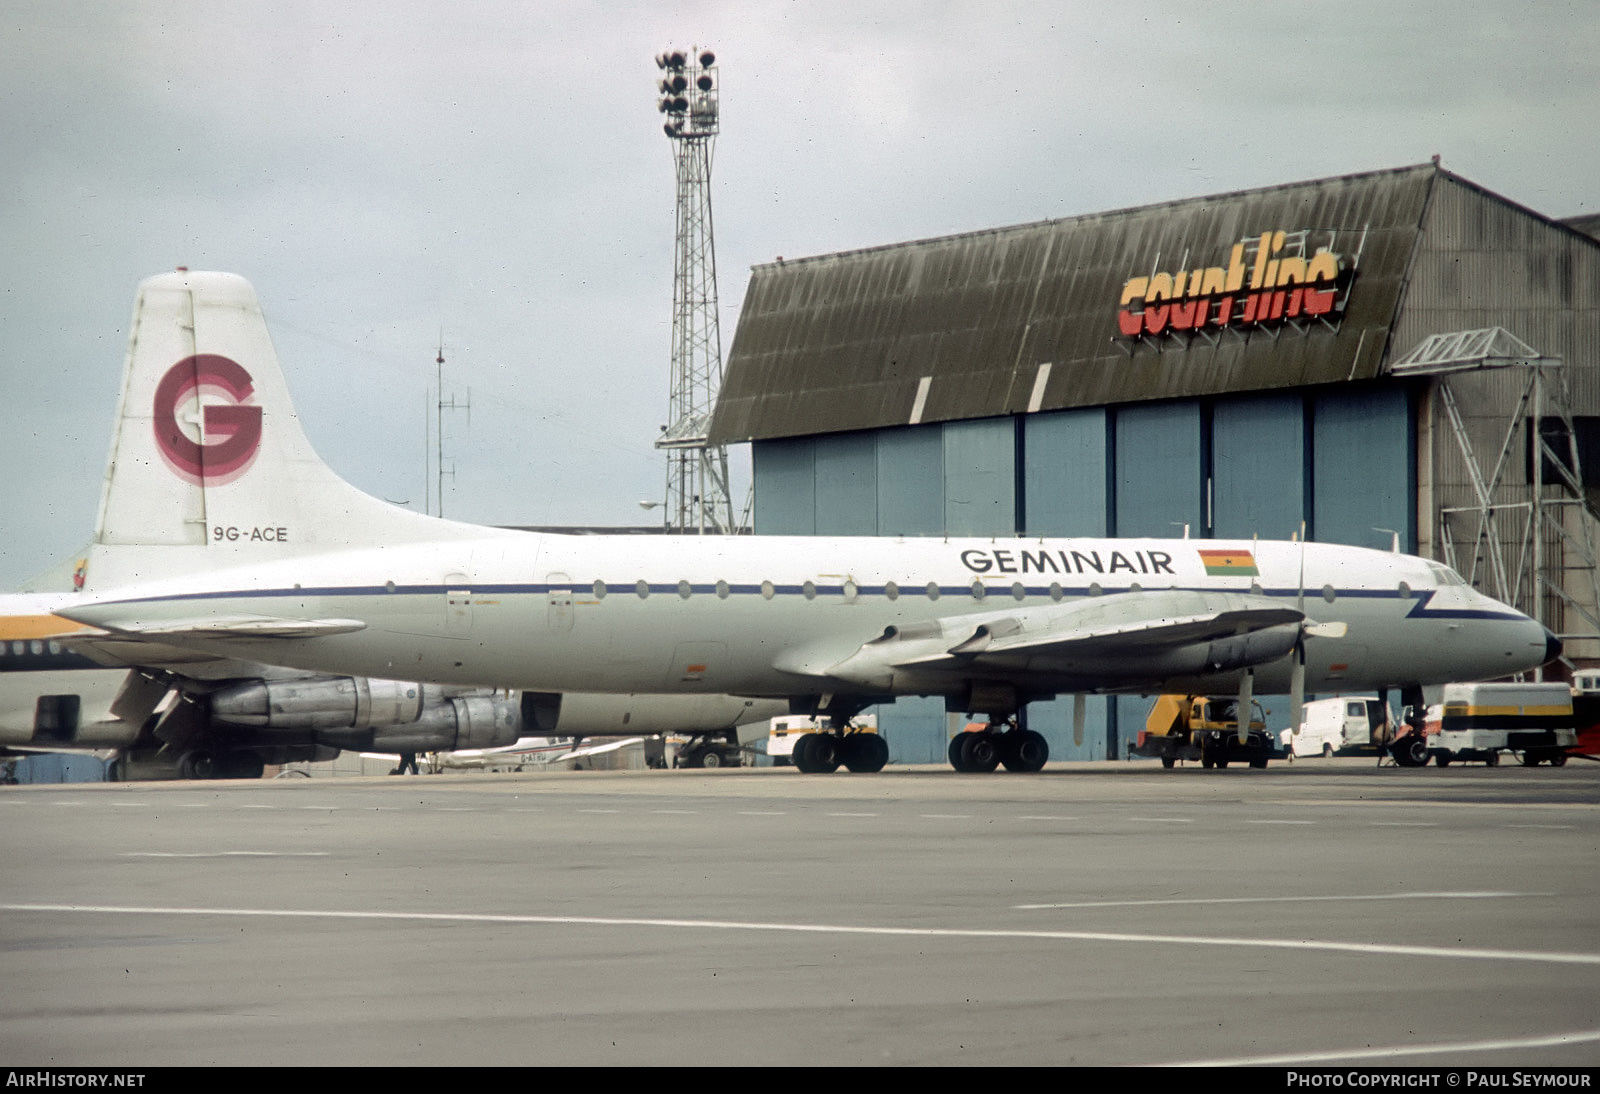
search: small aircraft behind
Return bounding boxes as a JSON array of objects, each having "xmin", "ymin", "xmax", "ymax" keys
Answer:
[{"xmin": 57, "ymin": 271, "xmax": 1560, "ymax": 774}]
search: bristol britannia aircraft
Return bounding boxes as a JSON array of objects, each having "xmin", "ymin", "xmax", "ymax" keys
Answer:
[{"xmin": 57, "ymin": 271, "xmax": 1559, "ymax": 774}]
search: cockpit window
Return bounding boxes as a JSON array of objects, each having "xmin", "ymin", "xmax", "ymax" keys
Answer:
[{"xmin": 1426, "ymin": 562, "xmax": 1466, "ymax": 586}]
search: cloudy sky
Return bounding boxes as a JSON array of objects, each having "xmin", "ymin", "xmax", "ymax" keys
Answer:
[{"xmin": 2, "ymin": 1, "xmax": 1596, "ymax": 589}]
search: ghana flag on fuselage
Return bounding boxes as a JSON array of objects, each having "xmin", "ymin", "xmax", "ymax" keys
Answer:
[{"xmin": 1198, "ymin": 549, "xmax": 1259, "ymax": 577}]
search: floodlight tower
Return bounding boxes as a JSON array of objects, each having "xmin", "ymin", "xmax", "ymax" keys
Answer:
[{"xmin": 653, "ymin": 47, "xmax": 734, "ymax": 534}]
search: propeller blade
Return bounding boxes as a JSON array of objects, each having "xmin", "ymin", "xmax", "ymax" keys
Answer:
[
  {"xmin": 1289, "ymin": 641, "xmax": 1306, "ymax": 734},
  {"xmin": 1236, "ymin": 670, "xmax": 1254, "ymax": 745}
]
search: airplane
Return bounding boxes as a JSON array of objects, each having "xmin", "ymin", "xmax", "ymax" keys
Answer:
[
  {"xmin": 54, "ymin": 271, "xmax": 1560, "ymax": 774},
  {"xmin": 2, "ymin": 589, "xmax": 782, "ymax": 779}
]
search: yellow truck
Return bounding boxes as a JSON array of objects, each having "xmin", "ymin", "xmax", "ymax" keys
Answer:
[{"xmin": 1134, "ymin": 694, "xmax": 1277, "ymax": 769}]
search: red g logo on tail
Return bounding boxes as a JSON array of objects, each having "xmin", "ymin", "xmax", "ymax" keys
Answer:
[{"xmin": 153, "ymin": 355, "xmax": 263, "ymax": 485}]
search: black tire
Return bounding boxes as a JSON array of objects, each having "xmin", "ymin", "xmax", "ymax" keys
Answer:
[
  {"xmin": 809, "ymin": 735, "xmax": 841, "ymax": 773},
  {"xmin": 1160, "ymin": 756, "xmax": 1176, "ymax": 769},
  {"xmin": 958, "ymin": 732, "xmax": 1000, "ymax": 773},
  {"xmin": 1551, "ymin": 752, "xmax": 1568, "ymax": 767},
  {"xmin": 700, "ymin": 750, "xmax": 723, "ymax": 769},
  {"xmin": 1000, "ymin": 729, "xmax": 1048, "ymax": 773},
  {"xmin": 226, "ymin": 754, "xmax": 265, "ymax": 780},
  {"xmin": 1484, "ymin": 751, "xmax": 1499, "ymax": 767},
  {"xmin": 1392, "ymin": 736, "xmax": 1428, "ymax": 767},
  {"xmin": 1520, "ymin": 751, "xmax": 1542, "ymax": 767},
  {"xmin": 1249, "ymin": 756, "xmax": 1268, "ymax": 769},
  {"xmin": 1435, "ymin": 751, "xmax": 1452, "ymax": 767},
  {"xmin": 843, "ymin": 733, "xmax": 889, "ymax": 773},
  {"xmin": 792, "ymin": 734, "xmax": 817, "ymax": 773},
  {"xmin": 948, "ymin": 734, "xmax": 970, "ymax": 772}
]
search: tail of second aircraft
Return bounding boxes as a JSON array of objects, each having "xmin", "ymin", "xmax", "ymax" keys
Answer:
[{"xmin": 83, "ymin": 270, "xmax": 482, "ymax": 591}]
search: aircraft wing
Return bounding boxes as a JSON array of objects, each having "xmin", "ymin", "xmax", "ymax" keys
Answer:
[
  {"xmin": 67, "ymin": 615, "xmax": 368, "ymax": 642},
  {"xmin": 817, "ymin": 589, "xmax": 1304, "ymax": 690}
]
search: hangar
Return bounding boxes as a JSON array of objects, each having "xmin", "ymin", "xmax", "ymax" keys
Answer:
[{"xmin": 708, "ymin": 162, "xmax": 1600, "ymax": 762}]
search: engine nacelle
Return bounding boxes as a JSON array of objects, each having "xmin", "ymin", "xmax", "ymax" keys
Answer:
[
  {"xmin": 210, "ymin": 676, "xmax": 427, "ymax": 729},
  {"xmin": 210, "ymin": 676, "xmax": 522, "ymax": 751},
  {"xmin": 1195, "ymin": 624, "xmax": 1299, "ymax": 675},
  {"xmin": 323, "ymin": 694, "xmax": 522, "ymax": 752}
]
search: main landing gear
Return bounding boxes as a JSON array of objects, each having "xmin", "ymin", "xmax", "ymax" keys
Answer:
[
  {"xmin": 948, "ymin": 719, "xmax": 1049, "ymax": 773},
  {"xmin": 176, "ymin": 749, "xmax": 265, "ymax": 780},
  {"xmin": 792, "ymin": 729, "xmax": 889, "ymax": 774}
]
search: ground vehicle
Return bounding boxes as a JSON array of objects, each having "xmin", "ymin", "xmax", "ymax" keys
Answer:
[
  {"xmin": 1428, "ymin": 682, "xmax": 1577, "ymax": 767},
  {"xmin": 1133, "ymin": 695, "xmax": 1276, "ymax": 769},
  {"xmin": 1572, "ymin": 672, "xmax": 1600, "ymax": 759},
  {"xmin": 1281, "ymin": 696, "xmax": 1393, "ymax": 758}
]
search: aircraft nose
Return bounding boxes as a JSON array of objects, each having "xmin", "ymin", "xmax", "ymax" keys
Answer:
[{"xmin": 1543, "ymin": 627, "xmax": 1563, "ymax": 666}]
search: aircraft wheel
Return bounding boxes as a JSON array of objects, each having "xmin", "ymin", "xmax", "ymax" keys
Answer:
[
  {"xmin": 227, "ymin": 754, "xmax": 265, "ymax": 780},
  {"xmin": 793, "ymin": 734, "xmax": 818, "ymax": 773},
  {"xmin": 809, "ymin": 735, "xmax": 841, "ymax": 773},
  {"xmin": 1434, "ymin": 751, "xmax": 1452, "ymax": 767},
  {"xmin": 1392, "ymin": 736, "xmax": 1428, "ymax": 767},
  {"xmin": 1160, "ymin": 756, "xmax": 1176, "ymax": 769},
  {"xmin": 1249, "ymin": 756, "xmax": 1268, "ymax": 769},
  {"xmin": 1200, "ymin": 755, "xmax": 1214, "ymax": 770},
  {"xmin": 1216, "ymin": 757, "xmax": 1230, "ymax": 769},
  {"xmin": 948, "ymin": 734, "xmax": 971, "ymax": 772},
  {"xmin": 183, "ymin": 751, "xmax": 219, "ymax": 780},
  {"xmin": 843, "ymin": 733, "xmax": 888, "ymax": 773},
  {"xmin": 1484, "ymin": 751, "xmax": 1499, "ymax": 767},
  {"xmin": 1000, "ymin": 729, "xmax": 1048, "ymax": 773},
  {"xmin": 958, "ymin": 732, "xmax": 1000, "ymax": 773}
]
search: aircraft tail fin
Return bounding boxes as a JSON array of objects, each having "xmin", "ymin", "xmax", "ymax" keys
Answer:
[{"xmin": 85, "ymin": 270, "xmax": 477, "ymax": 590}]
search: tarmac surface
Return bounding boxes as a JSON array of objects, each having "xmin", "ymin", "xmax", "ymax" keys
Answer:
[{"xmin": 2, "ymin": 758, "xmax": 1597, "ymax": 1067}]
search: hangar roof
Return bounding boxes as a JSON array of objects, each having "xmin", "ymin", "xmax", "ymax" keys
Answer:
[{"xmin": 709, "ymin": 162, "xmax": 1581, "ymax": 444}]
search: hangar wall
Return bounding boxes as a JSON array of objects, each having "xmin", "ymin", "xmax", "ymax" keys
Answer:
[{"xmin": 719, "ymin": 163, "xmax": 1600, "ymax": 764}]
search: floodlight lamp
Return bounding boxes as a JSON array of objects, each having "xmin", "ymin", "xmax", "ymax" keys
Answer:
[
  {"xmin": 672, "ymin": 96, "xmax": 688, "ymax": 112},
  {"xmin": 654, "ymin": 53, "xmax": 667, "ymax": 69},
  {"xmin": 658, "ymin": 98, "xmax": 669, "ymax": 113},
  {"xmin": 670, "ymin": 74, "xmax": 687, "ymax": 93},
  {"xmin": 697, "ymin": 75, "xmax": 712, "ymax": 91},
  {"xmin": 699, "ymin": 51, "xmax": 715, "ymax": 67},
  {"xmin": 667, "ymin": 51, "xmax": 686, "ymax": 69}
]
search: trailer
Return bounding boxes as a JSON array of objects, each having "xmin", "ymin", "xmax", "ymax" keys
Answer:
[{"xmin": 1428, "ymin": 682, "xmax": 1577, "ymax": 767}]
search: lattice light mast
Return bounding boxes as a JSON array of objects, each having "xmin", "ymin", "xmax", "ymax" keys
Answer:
[{"xmin": 653, "ymin": 47, "xmax": 734, "ymax": 534}]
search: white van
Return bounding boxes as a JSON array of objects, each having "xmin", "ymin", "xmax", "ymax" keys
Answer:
[{"xmin": 1282, "ymin": 697, "xmax": 1390, "ymax": 758}]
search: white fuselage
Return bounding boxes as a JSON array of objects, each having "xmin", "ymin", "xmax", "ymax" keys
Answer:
[{"xmin": 66, "ymin": 533, "xmax": 1553, "ymax": 704}]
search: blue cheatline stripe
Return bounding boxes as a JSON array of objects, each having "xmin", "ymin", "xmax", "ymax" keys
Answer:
[{"xmin": 87, "ymin": 582, "xmax": 1525, "ymax": 622}]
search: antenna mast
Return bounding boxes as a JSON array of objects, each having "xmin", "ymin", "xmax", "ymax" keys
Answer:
[
  {"xmin": 430, "ymin": 339, "xmax": 471, "ymax": 518},
  {"xmin": 653, "ymin": 46, "xmax": 735, "ymax": 534}
]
